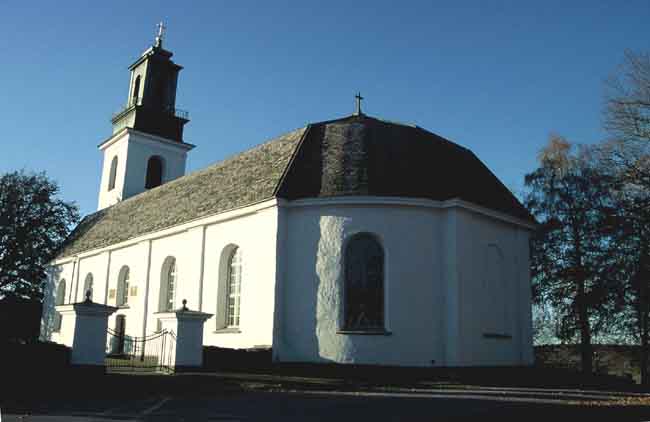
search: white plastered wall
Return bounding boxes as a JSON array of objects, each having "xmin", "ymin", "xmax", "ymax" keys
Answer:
[
  {"xmin": 201, "ymin": 206, "xmax": 279, "ymax": 349},
  {"xmin": 97, "ymin": 130, "xmax": 190, "ymax": 211},
  {"xmin": 102, "ymin": 242, "xmax": 149, "ymax": 341},
  {"xmin": 276, "ymin": 202, "xmax": 443, "ymax": 366},
  {"xmin": 275, "ymin": 199, "xmax": 534, "ymax": 367},
  {"xmin": 444, "ymin": 208, "xmax": 533, "ymax": 366},
  {"xmin": 121, "ymin": 132, "xmax": 189, "ymax": 200},
  {"xmin": 40, "ymin": 261, "xmax": 75, "ymax": 343},
  {"xmin": 41, "ymin": 202, "xmax": 280, "ymax": 352},
  {"xmin": 41, "ymin": 196, "xmax": 533, "ymax": 367},
  {"xmin": 72, "ymin": 252, "xmax": 110, "ymax": 304},
  {"xmin": 97, "ymin": 131, "xmax": 129, "ymax": 210}
]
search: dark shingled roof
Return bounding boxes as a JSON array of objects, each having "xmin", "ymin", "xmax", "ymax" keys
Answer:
[
  {"xmin": 57, "ymin": 127, "xmax": 307, "ymax": 258},
  {"xmin": 56, "ymin": 114, "xmax": 533, "ymax": 259},
  {"xmin": 278, "ymin": 115, "xmax": 534, "ymax": 222}
]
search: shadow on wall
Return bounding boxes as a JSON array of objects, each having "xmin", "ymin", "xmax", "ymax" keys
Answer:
[
  {"xmin": 276, "ymin": 209, "xmax": 324, "ymax": 363},
  {"xmin": 39, "ymin": 266, "xmax": 63, "ymax": 341}
]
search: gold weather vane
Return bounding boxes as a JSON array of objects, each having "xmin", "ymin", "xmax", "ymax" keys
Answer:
[{"xmin": 154, "ymin": 21, "xmax": 166, "ymax": 48}]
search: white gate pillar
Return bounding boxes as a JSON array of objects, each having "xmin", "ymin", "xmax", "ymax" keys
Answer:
[
  {"xmin": 156, "ymin": 299, "xmax": 213, "ymax": 372},
  {"xmin": 55, "ymin": 293, "xmax": 118, "ymax": 372}
]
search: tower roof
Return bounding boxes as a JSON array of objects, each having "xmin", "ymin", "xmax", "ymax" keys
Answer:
[{"xmin": 56, "ymin": 114, "xmax": 534, "ymax": 259}]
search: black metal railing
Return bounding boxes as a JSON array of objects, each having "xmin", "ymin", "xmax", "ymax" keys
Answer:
[
  {"xmin": 173, "ymin": 107, "xmax": 189, "ymax": 120},
  {"xmin": 106, "ymin": 327, "xmax": 176, "ymax": 373},
  {"xmin": 112, "ymin": 97, "xmax": 189, "ymax": 120}
]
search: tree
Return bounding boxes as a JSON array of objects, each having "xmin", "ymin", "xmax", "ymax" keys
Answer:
[
  {"xmin": 525, "ymin": 135, "xmax": 623, "ymax": 374},
  {"xmin": 600, "ymin": 50, "xmax": 650, "ymax": 383},
  {"xmin": 0, "ymin": 171, "xmax": 78, "ymax": 301},
  {"xmin": 604, "ymin": 51, "xmax": 650, "ymax": 147},
  {"xmin": 532, "ymin": 302, "xmax": 563, "ymax": 345}
]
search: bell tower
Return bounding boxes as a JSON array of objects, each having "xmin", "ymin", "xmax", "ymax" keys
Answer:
[{"xmin": 97, "ymin": 23, "xmax": 194, "ymax": 211}]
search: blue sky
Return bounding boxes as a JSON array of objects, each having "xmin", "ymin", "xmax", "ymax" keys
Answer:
[{"xmin": 1, "ymin": 1, "xmax": 649, "ymax": 216}]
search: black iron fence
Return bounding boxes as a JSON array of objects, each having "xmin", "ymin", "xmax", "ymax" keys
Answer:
[{"xmin": 105, "ymin": 328, "xmax": 176, "ymax": 373}]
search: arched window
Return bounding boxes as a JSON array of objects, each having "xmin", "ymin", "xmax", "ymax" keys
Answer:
[
  {"xmin": 226, "ymin": 247, "xmax": 242, "ymax": 328},
  {"xmin": 132, "ymin": 75, "xmax": 141, "ymax": 104},
  {"xmin": 343, "ymin": 233, "xmax": 385, "ymax": 331},
  {"xmin": 53, "ymin": 279, "xmax": 66, "ymax": 332},
  {"xmin": 116, "ymin": 266, "xmax": 130, "ymax": 307},
  {"xmin": 83, "ymin": 273, "xmax": 93, "ymax": 301},
  {"xmin": 145, "ymin": 156, "xmax": 163, "ymax": 189},
  {"xmin": 159, "ymin": 257, "xmax": 177, "ymax": 312},
  {"xmin": 108, "ymin": 156, "xmax": 118, "ymax": 191}
]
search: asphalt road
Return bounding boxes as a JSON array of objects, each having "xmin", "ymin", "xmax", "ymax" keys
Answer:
[{"xmin": 4, "ymin": 389, "xmax": 650, "ymax": 422}]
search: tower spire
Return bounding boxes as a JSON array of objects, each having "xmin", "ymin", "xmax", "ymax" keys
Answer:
[
  {"xmin": 154, "ymin": 21, "xmax": 166, "ymax": 48},
  {"xmin": 110, "ymin": 25, "xmax": 188, "ymax": 142}
]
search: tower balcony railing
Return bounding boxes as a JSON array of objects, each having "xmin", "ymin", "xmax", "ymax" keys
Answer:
[
  {"xmin": 173, "ymin": 108, "xmax": 189, "ymax": 120},
  {"xmin": 112, "ymin": 97, "xmax": 190, "ymax": 121}
]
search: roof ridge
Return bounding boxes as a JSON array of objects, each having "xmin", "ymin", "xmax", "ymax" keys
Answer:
[{"xmin": 272, "ymin": 124, "xmax": 313, "ymax": 197}]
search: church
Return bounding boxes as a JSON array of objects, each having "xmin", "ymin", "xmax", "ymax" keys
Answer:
[{"xmin": 40, "ymin": 30, "xmax": 535, "ymax": 367}]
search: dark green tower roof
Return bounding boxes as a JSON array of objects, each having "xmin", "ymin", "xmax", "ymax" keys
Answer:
[{"xmin": 111, "ymin": 40, "xmax": 189, "ymax": 142}]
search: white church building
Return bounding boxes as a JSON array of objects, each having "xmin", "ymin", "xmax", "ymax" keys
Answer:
[{"xmin": 41, "ymin": 32, "xmax": 536, "ymax": 367}]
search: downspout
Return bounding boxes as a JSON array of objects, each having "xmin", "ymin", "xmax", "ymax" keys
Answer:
[
  {"xmin": 68, "ymin": 258, "xmax": 77, "ymax": 303},
  {"xmin": 198, "ymin": 225, "xmax": 207, "ymax": 312},
  {"xmin": 73, "ymin": 256, "xmax": 82, "ymax": 302},
  {"xmin": 104, "ymin": 250, "xmax": 112, "ymax": 305},
  {"xmin": 141, "ymin": 240, "xmax": 153, "ymax": 339}
]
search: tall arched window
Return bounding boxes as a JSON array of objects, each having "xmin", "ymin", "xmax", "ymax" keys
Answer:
[
  {"xmin": 226, "ymin": 247, "xmax": 242, "ymax": 328},
  {"xmin": 53, "ymin": 279, "xmax": 66, "ymax": 332},
  {"xmin": 145, "ymin": 156, "xmax": 163, "ymax": 189},
  {"xmin": 343, "ymin": 233, "xmax": 385, "ymax": 331},
  {"xmin": 116, "ymin": 266, "xmax": 130, "ymax": 306},
  {"xmin": 159, "ymin": 257, "xmax": 177, "ymax": 312},
  {"xmin": 132, "ymin": 75, "xmax": 141, "ymax": 104},
  {"xmin": 108, "ymin": 156, "xmax": 118, "ymax": 191},
  {"xmin": 83, "ymin": 273, "xmax": 94, "ymax": 301}
]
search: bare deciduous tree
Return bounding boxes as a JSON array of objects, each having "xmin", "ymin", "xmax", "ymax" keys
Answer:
[{"xmin": 601, "ymin": 50, "xmax": 650, "ymax": 384}]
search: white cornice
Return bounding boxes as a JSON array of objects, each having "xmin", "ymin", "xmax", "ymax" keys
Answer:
[
  {"xmin": 98, "ymin": 128, "xmax": 195, "ymax": 152},
  {"xmin": 52, "ymin": 196, "xmax": 535, "ymax": 266},
  {"xmin": 281, "ymin": 196, "xmax": 537, "ymax": 230}
]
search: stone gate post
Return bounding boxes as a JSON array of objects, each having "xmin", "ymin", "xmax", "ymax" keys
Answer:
[
  {"xmin": 55, "ymin": 293, "xmax": 118, "ymax": 372},
  {"xmin": 155, "ymin": 299, "xmax": 213, "ymax": 372}
]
